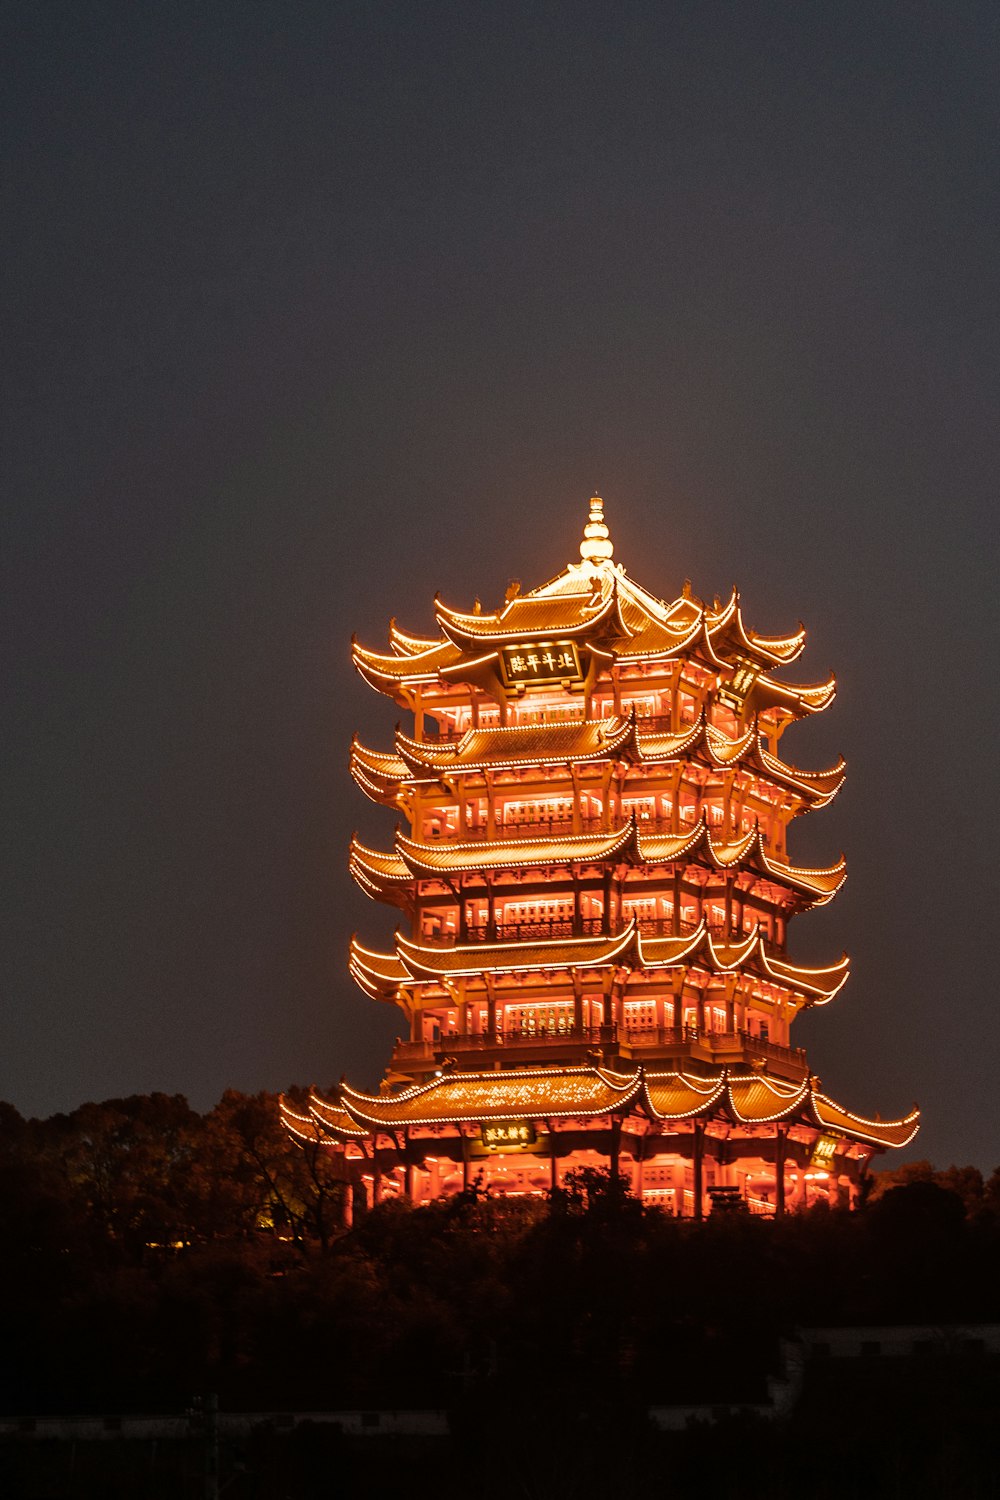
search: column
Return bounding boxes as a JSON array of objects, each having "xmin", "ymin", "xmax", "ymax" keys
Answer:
[
  {"xmin": 404, "ymin": 1131, "xmax": 415, "ymax": 1203},
  {"xmin": 609, "ymin": 1115, "xmax": 622, "ymax": 1187},
  {"xmin": 485, "ymin": 771, "xmax": 496, "ymax": 838},
  {"xmin": 632, "ymin": 1140, "xmax": 644, "ymax": 1200},
  {"xmin": 671, "ymin": 1155, "xmax": 686, "ymax": 1216},
  {"xmin": 693, "ymin": 1123, "xmax": 705, "ymax": 1221},
  {"xmin": 775, "ymin": 1124, "xmax": 787, "ymax": 1217},
  {"xmin": 672, "ymin": 970, "xmax": 685, "ymax": 1032},
  {"xmin": 485, "ymin": 974, "xmax": 497, "ymax": 1040}
]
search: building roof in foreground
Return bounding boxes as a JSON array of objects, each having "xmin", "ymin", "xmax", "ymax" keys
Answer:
[{"xmin": 287, "ymin": 1066, "xmax": 919, "ymax": 1151}]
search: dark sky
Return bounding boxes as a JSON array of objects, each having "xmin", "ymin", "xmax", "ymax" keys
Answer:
[{"xmin": 3, "ymin": 2, "xmax": 998, "ymax": 1168}]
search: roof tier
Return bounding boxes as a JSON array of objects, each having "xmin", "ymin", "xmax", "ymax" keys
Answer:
[
  {"xmin": 296, "ymin": 1065, "xmax": 919, "ymax": 1150},
  {"xmin": 349, "ymin": 817, "xmax": 846, "ymax": 907},
  {"xmin": 348, "ymin": 924, "xmax": 849, "ymax": 1006},
  {"xmin": 352, "ymin": 713, "xmax": 846, "ymax": 809},
  {"xmin": 353, "ymin": 502, "xmax": 830, "ymax": 715}
]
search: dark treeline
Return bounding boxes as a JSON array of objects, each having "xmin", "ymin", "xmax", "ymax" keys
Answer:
[{"xmin": 2, "ymin": 1089, "xmax": 999, "ymax": 1427}]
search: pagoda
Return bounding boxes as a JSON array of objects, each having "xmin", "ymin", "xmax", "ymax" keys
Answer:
[{"xmin": 282, "ymin": 498, "xmax": 918, "ymax": 1217}]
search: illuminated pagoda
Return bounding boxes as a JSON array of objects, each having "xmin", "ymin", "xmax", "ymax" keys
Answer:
[{"xmin": 282, "ymin": 498, "xmax": 918, "ymax": 1216}]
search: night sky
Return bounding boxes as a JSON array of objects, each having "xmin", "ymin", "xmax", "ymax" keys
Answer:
[{"xmin": 3, "ymin": 3, "xmax": 998, "ymax": 1169}]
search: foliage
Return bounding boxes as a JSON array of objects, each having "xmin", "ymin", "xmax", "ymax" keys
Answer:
[{"xmin": 0, "ymin": 1090, "xmax": 998, "ymax": 1420}]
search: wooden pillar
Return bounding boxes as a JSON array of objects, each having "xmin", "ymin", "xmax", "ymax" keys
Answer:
[
  {"xmin": 775, "ymin": 1124, "xmax": 787, "ymax": 1217},
  {"xmin": 485, "ymin": 974, "xmax": 497, "ymax": 1040},
  {"xmin": 600, "ymin": 765, "xmax": 613, "ymax": 832},
  {"xmin": 485, "ymin": 771, "xmax": 496, "ymax": 838},
  {"xmin": 342, "ymin": 1180, "xmax": 354, "ymax": 1229},
  {"xmin": 693, "ymin": 1123, "xmax": 705, "ymax": 1221},
  {"xmin": 549, "ymin": 1123, "xmax": 558, "ymax": 1193},
  {"xmin": 462, "ymin": 1134, "xmax": 471, "ymax": 1191},
  {"xmin": 672, "ymin": 969, "xmax": 686, "ymax": 1032},
  {"xmin": 572, "ymin": 972, "xmax": 583, "ymax": 1036},
  {"xmin": 485, "ymin": 876, "xmax": 496, "ymax": 941},
  {"xmin": 570, "ymin": 766, "xmax": 582, "ymax": 835},
  {"xmin": 724, "ymin": 976, "xmax": 737, "ymax": 1032},
  {"xmin": 404, "ymin": 1130, "xmax": 415, "ymax": 1203},
  {"xmin": 793, "ymin": 1166, "xmax": 808, "ymax": 1212},
  {"xmin": 609, "ymin": 1115, "xmax": 622, "ymax": 1187}
]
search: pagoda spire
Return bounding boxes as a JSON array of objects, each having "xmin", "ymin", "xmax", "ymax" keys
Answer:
[{"xmin": 579, "ymin": 495, "xmax": 614, "ymax": 566}]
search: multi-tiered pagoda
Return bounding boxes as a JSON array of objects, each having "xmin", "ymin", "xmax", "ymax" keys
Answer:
[{"xmin": 282, "ymin": 499, "xmax": 918, "ymax": 1216}]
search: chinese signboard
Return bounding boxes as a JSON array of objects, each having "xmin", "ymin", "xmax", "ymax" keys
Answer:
[
  {"xmin": 809, "ymin": 1133, "xmax": 839, "ymax": 1172},
  {"xmin": 717, "ymin": 655, "xmax": 760, "ymax": 711},
  {"xmin": 500, "ymin": 641, "xmax": 582, "ymax": 688},
  {"xmin": 480, "ymin": 1120, "xmax": 537, "ymax": 1149}
]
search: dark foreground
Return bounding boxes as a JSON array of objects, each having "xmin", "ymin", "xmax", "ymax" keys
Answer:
[
  {"xmin": 4, "ymin": 1354, "xmax": 1000, "ymax": 1500},
  {"xmin": 3, "ymin": 1093, "xmax": 999, "ymax": 1497}
]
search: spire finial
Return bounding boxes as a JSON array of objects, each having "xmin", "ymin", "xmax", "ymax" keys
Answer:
[{"xmin": 580, "ymin": 495, "xmax": 614, "ymax": 565}]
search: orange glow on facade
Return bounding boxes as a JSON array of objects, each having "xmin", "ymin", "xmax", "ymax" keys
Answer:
[{"xmin": 283, "ymin": 498, "xmax": 918, "ymax": 1217}]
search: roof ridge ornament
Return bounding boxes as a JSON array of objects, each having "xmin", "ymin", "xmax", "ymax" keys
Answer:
[{"xmin": 580, "ymin": 495, "xmax": 614, "ymax": 566}]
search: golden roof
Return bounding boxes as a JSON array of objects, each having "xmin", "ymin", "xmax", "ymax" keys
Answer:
[
  {"xmin": 353, "ymin": 637, "xmax": 462, "ymax": 691},
  {"xmin": 348, "ymin": 937, "xmax": 411, "ymax": 1000},
  {"xmin": 302, "ymin": 1066, "xmax": 919, "ymax": 1151},
  {"xmin": 339, "ymin": 1066, "xmax": 643, "ymax": 1127},
  {"xmin": 642, "ymin": 1071, "xmax": 726, "ymax": 1119},
  {"xmin": 810, "ymin": 1093, "xmax": 921, "ymax": 1149},
  {"xmin": 353, "ymin": 714, "xmax": 844, "ymax": 810},
  {"xmin": 726, "ymin": 1073, "xmax": 810, "ymax": 1123},
  {"xmin": 352, "ymin": 500, "xmax": 826, "ymax": 701},
  {"xmin": 704, "ymin": 589, "xmax": 807, "ymax": 666},
  {"xmin": 279, "ymin": 1094, "xmax": 368, "ymax": 1144},
  {"xmin": 395, "ymin": 924, "xmax": 639, "ymax": 978},
  {"xmin": 435, "ymin": 582, "xmax": 633, "ymax": 648},
  {"xmin": 395, "ymin": 819, "xmax": 641, "ymax": 875},
  {"xmin": 353, "ymin": 815, "xmax": 845, "ymax": 906},
  {"xmin": 349, "ymin": 920, "xmax": 849, "ymax": 1006},
  {"xmin": 351, "ymin": 740, "xmax": 410, "ymax": 780},
  {"xmin": 395, "ymin": 715, "xmax": 637, "ymax": 774},
  {"xmin": 279, "ymin": 1096, "xmax": 323, "ymax": 1144}
]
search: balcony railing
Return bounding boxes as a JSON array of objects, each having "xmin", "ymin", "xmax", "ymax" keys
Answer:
[
  {"xmin": 392, "ymin": 1026, "xmax": 806, "ymax": 1072},
  {"xmin": 420, "ymin": 814, "xmax": 706, "ymax": 843},
  {"xmin": 417, "ymin": 710, "xmax": 708, "ymax": 745},
  {"xmin": 419, "ymin": 917, "xmax": 708, "ymax": 946}
]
